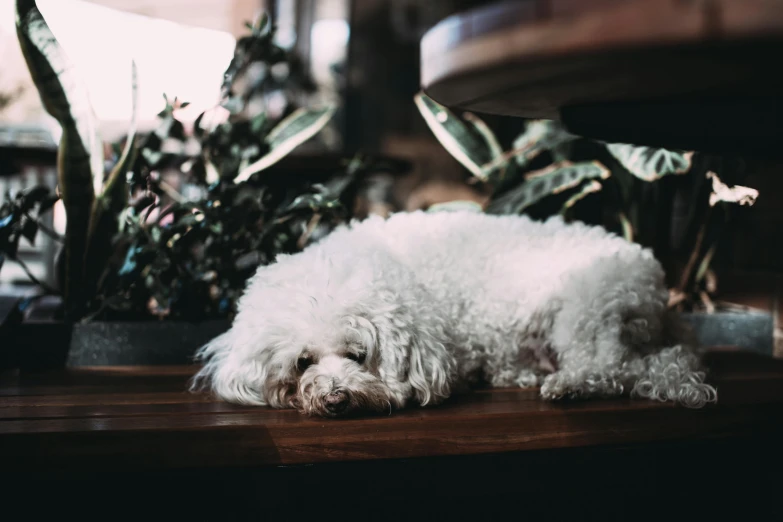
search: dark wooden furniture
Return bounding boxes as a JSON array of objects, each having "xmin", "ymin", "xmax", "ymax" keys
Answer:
[
  {"xmin": 1, "ymin": 348, "xmax": 781, "ymax": 519},
  {"xmin": 420, "ymin": 0, "xmax": 783, "ymax": 155}
]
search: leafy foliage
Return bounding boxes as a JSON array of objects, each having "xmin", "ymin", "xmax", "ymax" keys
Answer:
[
  {"xmin": 5, "ymin": 4, "xmax": 403, "ymax": 322},
  {"xmin": 414, "ymin": 92, "xmax": 759, "ymax": 312},
  {"xmin": 92, "ymin": 154, "xmax": 393, "ymax": 321},
  {"xmin": 0, "ymin": 186, "xmax": 59, "ymax": 290},
  {"xmin": 234, "ymin": 105, "xmax": 337, "ymax": 182},
  {"xmin": 486, "ymin": 161, "xmax": 609, "ymax": 215}
]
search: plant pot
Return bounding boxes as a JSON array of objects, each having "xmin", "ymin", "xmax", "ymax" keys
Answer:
[
  {"xmin": 681, "ymin": 310, "xmax": 774, "ymax": 355},
  {"xmin": 7, "ymin": 318, "xmax": 230, "ymax": 370},
  {"xmin": 2, "ymin": 295, "xmax": 231, "ymax": 370},
  {"xmin": 66, "ymin": 320, "xmax": 230, "ymax": 366}
]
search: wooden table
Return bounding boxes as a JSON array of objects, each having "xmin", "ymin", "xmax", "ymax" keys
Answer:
[
  {"xmin": 1, "ymin": 348, "xmax": 781, "ymax": 518},
  {"xmin": 421, "ymin": 0, "xmax": 783, "ymax": 155}
]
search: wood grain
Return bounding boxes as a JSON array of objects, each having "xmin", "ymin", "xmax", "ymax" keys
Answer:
[{"xmin": 1, "ymin": 348, "xmax": 782, "ymax": 471}]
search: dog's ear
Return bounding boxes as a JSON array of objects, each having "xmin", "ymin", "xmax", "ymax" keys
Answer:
[
  {"xmin": 343, "ymin": 314, "xmax": 379, "ymax": 362},
  {"xmin": 191, "ymin": 331, "xmax": 266, "ymax": 404},
  {"xmin": 367, "ymin": 307, "xmax": 457, "ymax": 406},
  {"xmin": 191, "ymin": 330, "xmax": 295, "ymax": 407},
  {"xmin": 406, "ymin": 331, "xmax": 457, "ymax": 406}
]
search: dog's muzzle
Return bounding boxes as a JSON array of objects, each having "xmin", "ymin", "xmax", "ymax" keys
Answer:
[{"xmin": 323, "ymin": 389, "xmax": 349, "ymax": 414}]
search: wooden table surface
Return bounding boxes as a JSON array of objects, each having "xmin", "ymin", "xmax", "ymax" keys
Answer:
[{"xmin": 1, "ymin": 347, "xmax": 782, "ymax": 472}]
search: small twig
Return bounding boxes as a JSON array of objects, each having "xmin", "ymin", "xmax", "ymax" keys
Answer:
[
  {"xmin": 677, "ymin": 206, "xmax": 712, "ymax": 293},
  {"xmin": 7, "ymin": 253, "xmax": 57, "ymax": 294},
  {"xmin": 80, "ymin": 301, "xmax": 109, "ymax": 324},
  {"xmin": 34, "ymin": 220, "xmax": 64, "ymax": 243},
  {"xmin": 667, "ymin": 288, "xmax": 687, "ymax": 309},
  {"xmin": 297, "ymin": 213, "xmax": 322, "ymax": 249},
  {"xmin": 22, "ymin": 212, "xmax": 64, "ymax": 243},
  {"xmin": 155, "ymin": 203, "xmax": 176, "ymax": 225},
  {"xmin": 158, "ymin": 180, "xmax": 185, "ymax": 203},
  {"xmin": 479, "ymin": 142, "xmax": 536, "ymax": 173},
  {"xmin": 699, "ymin": 291, "xmax": 716, "ymax": 314},
  {"xmin": 142, "ymin": 199, "xmax": 160, "ymax": 226}
]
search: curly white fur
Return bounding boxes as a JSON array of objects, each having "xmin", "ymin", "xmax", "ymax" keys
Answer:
[{"xmin": 192, "ymin": 211, "xmax": 717, "ymax": 416}]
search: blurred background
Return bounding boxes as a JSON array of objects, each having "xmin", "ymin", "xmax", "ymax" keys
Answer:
[
  {"xmin": 1, "ymin": 0, "xmax": 505, "ymax": 288},
  {"xmin": 1, "ymin": 0, "xmax": 781, "ymax": 331}
]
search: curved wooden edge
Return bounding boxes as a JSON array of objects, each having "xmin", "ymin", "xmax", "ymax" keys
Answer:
[{"xmin": 421, "ymin": 0, "xmax": 783, "ymax": 103}]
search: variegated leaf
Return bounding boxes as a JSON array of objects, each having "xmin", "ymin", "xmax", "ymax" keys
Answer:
[
  {"xmin": 235, "ymin": 105, "xmax": 336, "ymax": 182},
  {"xmin": 511, "ymin": 120, "xmax": 578, "ymax": 169},
  {"xmin": 560, "ymin": 180, "xmax": 602, "ymax": 214},
  {"xmin": 462, "ymin": 112, "xmax": 503, "ymax": 159},
  {"xmin": 414, "ymin": 92, "xmax": 495, "ymax": 180},
  {"xmin": 606, "ymin": 143, "xmax": 693, "ymax": 181},
  {"xmin": 486, "ymin": 161, "xmax": 610, "ymax": 215}
]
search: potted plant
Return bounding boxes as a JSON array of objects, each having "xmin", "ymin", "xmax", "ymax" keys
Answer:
[
  {"xmin": 414, "ymin": 93, "xmax": 771, "ymax": 355},
  {"xmin": 1, "ymin": 1, "xmax": 407, "ymax": 369}
]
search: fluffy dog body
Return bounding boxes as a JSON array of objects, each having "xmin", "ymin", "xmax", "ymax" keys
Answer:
[{"xmin": 194, "ymin": 211, "xmax": 717, "ymax": 416}]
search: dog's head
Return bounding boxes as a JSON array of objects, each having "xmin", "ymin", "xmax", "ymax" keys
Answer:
[{"xmin": 192, "ymin": 254, "xmax": 455, "ymax": 417}]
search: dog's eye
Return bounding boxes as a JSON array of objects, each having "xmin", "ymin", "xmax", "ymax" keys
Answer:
[
  {"xmin": 296, "ymin": 356, "xmax": 313, "ymax": 372},
  {"xmin": 346, "ymin": 351, "xmax": 366, "ymax": 364}
]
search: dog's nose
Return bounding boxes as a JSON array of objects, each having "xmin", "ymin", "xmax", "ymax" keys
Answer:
[{"xmin": 324, "ymin": 390, "xmax": 349, "ymax": 413}]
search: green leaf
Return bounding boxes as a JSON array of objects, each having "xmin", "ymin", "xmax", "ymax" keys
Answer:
[
  {"xmin": 37, "ymin": 194, "xmax": 59, "ymax": 216},
  {"xmin": 17, "ymin": 185, "xmax": 50, "ymax": 213},
  {"xmin": 414, "ymin": 92, "xmax": 494, "ymax": 180},
  {"xmin": 695, "ymin": 243, "xmax": 717, "ymax": 283},
  {"xmin": 98, "ymin": 61, "xmax": 138, "ymax": 203},
  {"xmin": 605, "ymin": 143, "xmax": 693, "ymax": 181},
  {"xmin": 618, "ymin": 212, "xmax": 634, "ymax": 242},
  {"xmin": 84, "ymin": 61, "xmax": 139, "ymax": 300},
  {"xmin": 511, "ymin": 120, "xmax": 578, "ymax": 169},
  {"xmin": 281, "ymin": 193, "xmax": 340, "ymax": 213},
  {"xmin": 249, "ymin": 12, "xmax": 271, "ymax": 36},
  {"xmin": 16, "ymin": 1, "xmax": 104, "ymax": 194},
  {"xmin": 16, "ymin": 0, "xmax": 104, "ymax": 318},
  {"xmin": 486, "ymin": 161, "xmax": 610, "ymax": 215},
  {"xmin": 462, "ymin": 112, "xmax": 502, "ymax": 159},
  {"xmin": 560, "ymin": 180, "xmax": 602, "ymax": 215},
  {"xmin": 462, "ymin": 111, "xmax": 508, "ymax": 182},
  {"xmin": 234, "ymin": 105, "xmax": 336, "ymax": 182},
  {"xmin": 21, "ymin": 217, "xmax": 38, "ymax": 245}
]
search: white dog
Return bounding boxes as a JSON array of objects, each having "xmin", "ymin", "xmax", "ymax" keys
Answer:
[{"xmin": 192, "ymin": 211, "xmax": 717, "ymax": 416}]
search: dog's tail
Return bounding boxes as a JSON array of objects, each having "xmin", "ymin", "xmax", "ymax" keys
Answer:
[{"xmin": 630, "ymin": 344, "xmax": 718, "ymax": 408}]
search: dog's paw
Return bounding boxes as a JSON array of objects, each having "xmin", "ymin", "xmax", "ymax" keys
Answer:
[
  {"xmin": 514, "ymin": 370, "xmax": 541, "ymax": 388},
  {"xmin": 540, "ymin": 371, "xmax": 624, "ymax": 400},
  {"xmin": 540, "ymin": 373, "xmax": 571, "ymax": 400}
]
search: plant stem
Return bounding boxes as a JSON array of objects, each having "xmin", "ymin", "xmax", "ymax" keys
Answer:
[
  {"xmin": 8, "ymin": 253, "xmax": 57, "ymax": 294},
  {"xmin": 479, "ymin": 143, "xmax": 536, "ymax": 173},
  {"xmin": 159, "ymin": 180, "xmax": 185, "ymax": 203},
  {"xmin": 23, "ymin": 212, "xmax": 64, "ymax": 243},
  {"xmin": 677, "ymin": 206, "xmax": 712, "ymax": 293}
]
